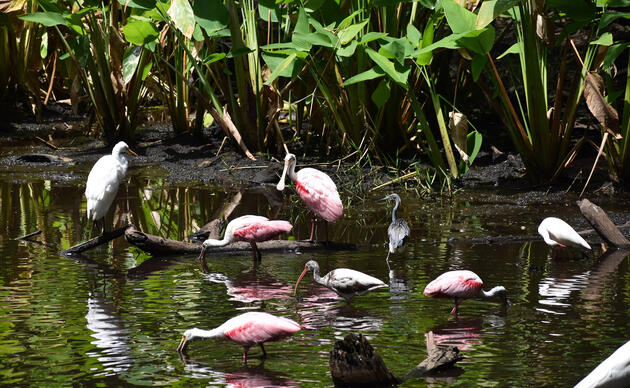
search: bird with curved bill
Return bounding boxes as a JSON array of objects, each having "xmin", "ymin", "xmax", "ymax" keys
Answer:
[
  {"xmin": 177, "ymin": 312, "xmax": 301, "ymax": 364},
  {"xmin": 85, "ymin": 141, "xmax": 137, "ymax": 233},
  {"xmin": 294, "ymin": 260, "xmax": 387, "ymax": 302}
]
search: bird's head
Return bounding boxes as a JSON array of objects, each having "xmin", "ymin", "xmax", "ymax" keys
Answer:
[
  {"xmin": 379, "ymin": 193, "xmax": 400, "ymax": 202},
  {"xmin": 294, "ymin": 260, "xmax": 319, "ymax": 296},
  {"xmin": 277, "ymin": 153, "xmax": 296, "ymax": 191},
  {"xmin": 490, "ymin": 286, "xmax": 508, "ymax": 305},
  {"xmin": 177, "ymin": 328, "xmax": 203, "ymax": 353},
  {"xmin": 113, "ymin": 141, "xmax": 138, "ymax": 158}
]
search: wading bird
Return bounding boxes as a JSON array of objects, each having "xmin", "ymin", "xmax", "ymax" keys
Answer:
[
  {"xmin": 574, "ymin": 340, "xmax": 630, "ymax": 388},
  {"xmin": 423, "ymin": 270, "xmax": 507, "ymax": 315},
  {"xmin": 294, "ymin": 260, "xmax": 387, "ymax": 302},
  {"xmin": 537, "ymin": 217, "xmax": 591, "ymax": 250},
  {"xmin": 380, "ymin": 193, "xmax": 410, "ymax": 258},
  {"xmin": 177, "ymin": 312, "xmax": 301, "ymax": 363},
  {"xmin": 276, "ymin": 153, "xmax": 343, "ymax": 241},
  {"xmin": 198, "ymin": 215, "xmax": 292, "ymax": 265},
  {"xmin": 85, "ymin": 141, "xmax": 137, "ymax": 231}
]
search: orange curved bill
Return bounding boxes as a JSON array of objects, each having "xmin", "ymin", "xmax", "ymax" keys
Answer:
[
  {"xmin": 129, "ymin": 149, "xmax": 138, "ymax": 157},
  {"xmin": 294, "ymin": 267, "xmax": 309, "ymax": 296}
]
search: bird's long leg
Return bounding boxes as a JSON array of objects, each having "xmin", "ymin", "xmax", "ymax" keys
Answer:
[
  {"xmin": 309, "ymin": 216, "xmax": 316, "ymax": 241},
  {"xmin": 450, "ymin": 298, "xmax": 460, "ymax": 315},
  {"xmin": 260, "ymin": 343, "xmax": 267, "ymax": 358},
  {"xmin": 324, "ymin": 220, "xmax": 329, "ymax": 244},
  {"xmin": 197, "ymin": 246, "xmax": 209, "ymax": 273},
  {"xmin": 250, "ymin": 242, "xmax": 261, "ymax": 263},
  {"xmin": 243, "ymin": 346, "xmax": 250, "ymax": 364}
]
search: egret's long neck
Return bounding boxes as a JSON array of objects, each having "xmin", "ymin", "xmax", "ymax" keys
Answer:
[
  {"xmin": 191, "ymin": 327, "xmax": 225, "ymax": 341},
  {"xmin": 113, "ymin": 148, "xmax": 129, "ymax": 172},
  {"xmin": 480, "ymin": 286, "xmax": 505, "ymax": 300},
  {"xmin": 391, "ymin": 197, "xmax": 400, "ymax": 222}
]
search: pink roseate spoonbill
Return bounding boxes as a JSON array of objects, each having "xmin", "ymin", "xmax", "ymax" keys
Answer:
[
  {"xmin": 276, "ymin": 153, "xmax": 343, "ymax": 241},
  {"xmin": 380, "ymin": 193, "xmax": 410, "ymax": 259},
  {"xmin": 294, "ymin": 260, "xmax": 387, "ymax": 302},
  {"xmin": 85, "ymin": 141, "xmax": 137, "ymax": 231},
  {"xmin": 574, "ymin": 340, "xmax": 630, "ymax": 388},
  {"xmin": 176, "ymin": 311, "xmax": 301, "ymax": 363},
  {"xmin": 423, "ymin": 270, "xmax": 507, "ymax": 315},
  {"xmin": 538, "ymin": 217, "xmax": 591, "ymax": 250},
  {"xmin": 198, "ymin": 215, "xmax": 292, "ymax": 264}
]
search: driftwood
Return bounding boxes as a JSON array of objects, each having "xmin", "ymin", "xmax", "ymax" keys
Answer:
[
  {"xmin": 329, "ymin": 333, "xmax": 401, "ymax": 387},
  {"xmin": 125, "ymin": 226, "xmax": 356, "ymax": 257},
  {"xmin": 59, "ymin": 225, "xmax": 132, "ymax": 256},
  {"xmin": 14, "ymin": 230, "xmax": 43, "ymax": 241},
  {"xmin": 577, "ymin": 199, "xmax": 630, "ymax": 249},
  {"xmin": 188, "ymin": 219, "xmax": 225, "ymax": 242},
  {"xmin": 404, "ymin": 331, "xmax": 464, "ymax": 379}
]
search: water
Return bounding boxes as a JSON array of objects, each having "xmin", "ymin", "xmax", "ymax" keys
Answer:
[{"xmin": 0, "ymin": 166, "xmax": 629, "ymax": 386}]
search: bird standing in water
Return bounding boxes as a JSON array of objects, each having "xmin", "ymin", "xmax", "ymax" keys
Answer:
[
  {"xmin": 276, "ymin": 153, "xmax": 343, "ymax": 241},
  {"xmin": 294, "ymin": 260, "xmax": 387, "ymax": 302},
  {"xmin": 198, "ymin": 215, "xmax": 292, "ymax": 266},
  {"xmin": 423, "ymin": 270, "xmax": 507, "ymax": 315},
  {"xmin": 537, "ymin": 217, "xmax": 591, "ymax": 250},
  {"xmin": 380, "ymin": 193, "xmax": 410, "ymax": 259},
  {"xmin": 85, "ymin": 141, "xmax": 137, "ymax": 232},
  {"xmin": 177, "ymin": 311, "xmax": 301, "ymax": 363}
]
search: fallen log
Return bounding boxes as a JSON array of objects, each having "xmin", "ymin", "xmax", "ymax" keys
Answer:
[
  {"xmin": 577, "ymin": 199, "xmax": 630, "ymax": 249},
  {"xmin": 60, "ymin": 225, "xmax": 132, "ymax": 256},
  {"xmin": 188, "ymin": 219, "xmax": 225, "ymax": 242},
  {"xmin": 404, "ymin": 331, "xmax": 464, "ymax": 379},
  {"xmin": 125, "ymin": 226, "xmax": 356, "ymax": 257}
]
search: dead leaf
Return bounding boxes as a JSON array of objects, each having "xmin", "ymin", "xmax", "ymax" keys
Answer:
[
  {"xmin": 448, "ymin": 111, "xmax": 469, "ymax": 164},
  {"xmin": 584, "ymin": 72, "xmax": 619, "ymax": 133}
]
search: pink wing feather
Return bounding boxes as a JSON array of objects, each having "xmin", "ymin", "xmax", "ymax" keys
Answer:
[
  {"xmin": 233, "ymin": 219, "xmax": 292, "ymax": 242},
  {"xmin": 223, "ymin": 312, "xmax": 301, "ymax": 346},
  {"xmin": 295, "ymin": 168, "xmax": 343, "ymax": 222},
  {"xmin": 424, "ymin": 270, "xmax": 483, "ymax": 299}
]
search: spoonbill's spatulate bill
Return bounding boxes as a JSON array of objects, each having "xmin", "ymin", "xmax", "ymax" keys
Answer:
[
  {"xmin": 574, "ymin": 340, "xmax": 630, "ymax": 388},
  {"xmin": 294, "ymin": 260, "xmax": 387, "ymax": 301},
  {"xmin": 85, "ymin": 141, "xmax": 137, "ymax": 229},
  {"xmin": 276, "ymin": 153, "xmax": 343, "ymax": 241},
  {"xmin": 176, "ymin": 311, "xmax": 301, "ymax": 363},
  {"xmin": 537, "ymin": 217, "xmax": 591, "ymax": 250},
  {"xmin": 380, "ymin": 193, "xmax": 410, "ymax": 255},
  {"xmin": 198, "ymin": 215, "xmax": 292, "ymax": 263},
  {"xmin": 423, "ymin": 270, "xmax": 507, "ymax": 315}
]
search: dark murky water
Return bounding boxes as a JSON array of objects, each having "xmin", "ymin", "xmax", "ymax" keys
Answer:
[{"xmin": 0, "ymin": 163, "xmax": 629, "ymax": 386}]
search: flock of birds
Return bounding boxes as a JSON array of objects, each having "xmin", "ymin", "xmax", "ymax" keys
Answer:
[{"xmin": 84, "ymin": 142, "xmax": 628, "ymax": 386}]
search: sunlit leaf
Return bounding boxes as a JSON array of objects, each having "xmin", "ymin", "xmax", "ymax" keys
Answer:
[
  {"xmin": 497, "ymin": 42, "xmax": 520, "ymax": 58},
  {"xmin": 168, "ymin": 0, "xmax": 195, "ymax": 39},
  {"xmin": 476, "ymin": 0, "xmax": 520, "ymax": 29},
  {"xmin": 123, "ymin": 18, "xmax": 159, "ymax": 46},
  {"xmin": 336, "ymin": 40, "xmax": 357, "ymax": 57},
  {"xmin": 366, "ymin": 48, "xmax": 410, "ymax": 88},
  {"xmin": 118, "ymin": 0, "xmax": 156, "ymax": 10},
  {"xmin": 441, "ymin": 0, "xmax": 476, "ymax": 33},
  {"xmin": 590, "ymin": 32, "xmax": 613, "ymax": 46},
  {"xmin": 122, "ymin": 46, "xmax": 143, "ymax": 85},
  {"xmin": 193, "ymin": 0, "xmax": 229, "ymax": 35},
  {"xmin": 338, "ymin": 20, "xmax": 368, "ymax": 45},
  {"xmin": 19, "ymin": 12, "xmax": 67, "ymax": 27}
]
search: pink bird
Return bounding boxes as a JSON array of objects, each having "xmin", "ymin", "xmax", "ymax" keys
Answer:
[
  {"xmin": 294, "ymin": 260, "xmax": 387, "ymax": 302},
  {"xmin": 176, "ymin": 311, "xmax": 301, "ymax": 363},
  {"xmin": 277, "ymin": 153, "xmax": 343, "ymax": 241},
  {"xmin": 423, "ymin": 270, "xmax": 507, "ymax": 315},
  {"xmin": 198, "ymin": 215, "xmax": 292, "ymax": 264}
]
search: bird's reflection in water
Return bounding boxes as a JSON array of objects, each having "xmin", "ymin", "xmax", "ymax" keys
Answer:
[
  {"xmin": 430, "ymin": 319, "xmax": 483, "ymax": 351},
  {"xmin": 181, "ymin": 359, "xmax": 301, "ymax": 387},
  {"xmin": 296, "ymin": 289, "xmax": 384, "ymax": 331},
  {"xmin": 204, "ymin": 271, "xmax": 293, "ymax": 305},
  {"xmin": 386, "ymin": 258, "xmax": 410, "ymax": 299},
  {"xmin": 85, "ymin": 292, "xmax": 134, "ymax": 374}
]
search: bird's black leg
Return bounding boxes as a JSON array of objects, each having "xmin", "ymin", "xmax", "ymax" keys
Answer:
[
  {"xmin": 197, "ymin": 246, "xmax": 209, "ymax": 273},
  {"xmin": 309, "ymin": 217, "xmax": 316, "ymax": 241},
  {"xmin": 260, "ymin": 343, "xmax": 267, "ymax": 358},
  {"xmin": 251, "ymin": 242, "xmax": 261, "ymax": 263},
  {"xmin": 243, "ymin": 346, "xmax": 249, "ymax": 364}
]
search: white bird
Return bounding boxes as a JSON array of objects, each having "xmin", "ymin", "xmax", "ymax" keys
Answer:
[
  {"xmin": 538, "ymin": 217, "xmax": 591, "ymax": 250},
  {"xmin": 574, "ymin": 340, "xmax": 630, "ymax": 388},
  {"xmin": 293, "ymin": 260, "xmax": 387, "ymax": 302},
  {"xmin": 380, "ymin": 193, "xmax": 410, "ymax": 256},
  {"xmin": 85, "ymin": 141, "xmax": 137, "ymax": 230}
]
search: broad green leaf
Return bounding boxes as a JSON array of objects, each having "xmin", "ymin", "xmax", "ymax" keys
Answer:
[
  {"xmin": 598, "ymin": 12, "xmax": 630, "ymax": 30},
  {"xmin": 168, "ymin": 0, "xmax": 195, "ymax": 39},
  {"xmin": 441, "ymin": 0, "xmax": 476, "ymax": 33},
  {"xmin": 67, "ymin": 35, "xmax": 90, "ymax": 67},
  {"xmin": 264, "ymin": 52, "xmax": 297, "ymax": 84},
  {"xmin": 476, "ymin": 0, "xmax": 520, "ymax": 29},
  {"xmin": 193, "ymin": 0, "xmax": 229, "ymax": 35},
  {"xmin": 140, "ymin": 59, "xmax": 153, "ymax": 81},
  {"xmin": 122, "ymin": 46, "xmax": 143, "ymax": 85},
  {"xmin": 40, "ymin": 31, "xmax": 48, "ymax": 59},
  {"xmin": 341, "ymin": 67, "xmax": 385, "ymax": 86},
  {"xmin": 338, "ymin": 20, "xmax": 368, "ymax": 45},
  {"xmin": 416, "ymin": 22, "xmax": 434, "ymax": 65},
  {"xmin": 292, "ymin": 34, "xmax": 313, "ymax": 51},
  {"xmin": 19, "ymin": 12, "xmax": 67, "ymax": 27},
  {"xmin": 379, "ymin": 38, "xmax": 413, "ymax": 65},
  {"xmin": 359, "ymin": 32, "xmax": 388, "ymax": 44},
  {"xmin": 295, "ymin": 7, "xmax": 310, "ymax": 35},
  {"xmin": 123, "ymin": 18, "xmax": 159, "ymax": 46},
  {"xmin": 366, "ymin": 48, "xmax": 410, "ymax": 88},
  {"xmin": 261, "ymin": 42, "xmax": 299, "ymax": 50},
  {"xmin": 118, "ymin": 0, "xmax": 156, "ymax": 9},
  {"xmin": 460, "ymin": 130, "xmax": 482, "ymax": 174},
  {"xmin": 259, "ymin": 0, "xmax": 283, "ymax": 22},
  {"xmin": 417, "ymin": 31, "xmax": 468, "ymax": 54},
  {"xmin": 371, "ymin": 79, "xmax": 390, "ymax": 107},
  {"xmin": 338, "ymin": 10, "xmax": 362, "ymax": 29},
  {"xmin": 458, "ymin": 26, "xmax": 495, "ymax": 54},
  {"xmin": 497, "ymin": 42, "xmax": 520, "ymax": 58},
  {"xmin": 603, "ymin": 43, "xmax": 629, "ymax": 71},
  {"xmin": 406, "ymin": 23, "xmax": 421, "ymax": 47},
  {"xmin": 471, "ymin": 54, "xmax": 487, "ymax": 81},
  {"xmin": 336, "ymin": 40, "xmax": 357, "ymax": 57},
  {"xmin": 227, "ymin": 47, "xmax": 254, "ymax": 58},
  {"xmin": 203, "ymin": 52, "xmax": 227, "ymax": 65},
  {"xmin": 310, "ymin": 17, "xmax": 339, "ymax": 46},
  {"xmin": 590, "ymin": 32, "xmax": 613, "ymax": 46}
]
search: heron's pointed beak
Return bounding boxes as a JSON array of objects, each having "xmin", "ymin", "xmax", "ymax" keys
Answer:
[
  {"xmin": 377, "ymin": 196, "xmax": 388, "ymax": 202},
  {"xmin": 294, "ymin": 267, "xmax": 309, "ymax": 296},
  {"xmin": 177, "ymin": 335, "xmax": 188, "ymax": 353},
  {"xmin": 276, "ymin": 159, "xmax": 289, "ymax": 191},
  {"xmin": 128, "ymin": 149, "xmax": 138, "ymax": 157}
]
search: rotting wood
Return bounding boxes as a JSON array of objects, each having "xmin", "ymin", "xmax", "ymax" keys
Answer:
[
  {"xmin": 577, "ymin": 199, "xmax": 630, "ymax": 249},
  {"xmin": 404, "ymin": 331, "xmax": 464, "ymax": 379},
  {"xmin": 14, "ymin": 230, "xmax": 43, "ymax": 241},
  {"xmin": 125, "ymin": 226, "xmax": 356, "ymax": 257},
  {"xmin": 329, "ymin": 333, "xmax": 401, "ymax": 387},
  {"xmin": 188, "ymin": 219, "xmax": 225, "ymax": 242},
  {"xmin": 59, "ymin": 225, "xmax": 132, "ymax": 256}
]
